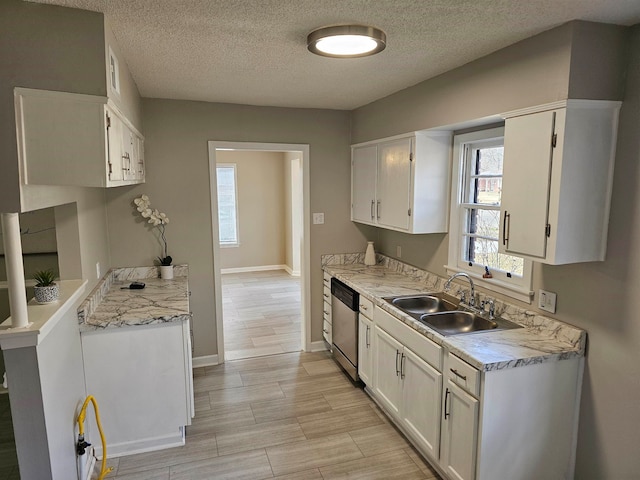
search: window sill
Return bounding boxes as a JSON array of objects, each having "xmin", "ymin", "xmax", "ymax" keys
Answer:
[
  {"xmin": 444, "ymin": 265, "xmax": 533, "ymax": 304},
  {"xmin": 220, "ymin": 243, "xmax": 240, "ymax": 248}
]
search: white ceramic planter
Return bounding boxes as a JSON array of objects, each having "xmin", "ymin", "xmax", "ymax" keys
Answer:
[
  {"xmin": 34, "ymin": 284, "xmax": 59, "ymax": 304},
  {"xmin": 160, "ymin": 265, "xmax": 174, "ymax": 280},
  {"xmin": 364, "ymin": 241, "xmax": 376, "ymax": 266}
]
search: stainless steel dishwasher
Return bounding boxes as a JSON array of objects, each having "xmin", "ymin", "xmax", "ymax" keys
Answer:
[{"xmin": 331, "ymin": 278, "xmax": 359, "ymax": 381}]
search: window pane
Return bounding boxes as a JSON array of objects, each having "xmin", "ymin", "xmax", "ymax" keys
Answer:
[
  {"xmin": 474, "ymin": 146, "xmax": 503, "ymax": 176},
  {"xmin": 463, "ymin": 237, "xmax": 524, "ymax": 277},
  {"xmin": 217, "ymin": 166, "xmax": 238, "ymax": 244},
  {"xmin": 464, "ymin": 208, "xmax": 500, "ymax": 240},
  {"xmin": 475, "ymin": 177, "xmax": 502, "ymax": 205}
]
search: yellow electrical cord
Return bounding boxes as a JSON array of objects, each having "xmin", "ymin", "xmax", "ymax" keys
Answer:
[{"xmin": 77, "ymin": 395, "xmax": 113, "ymax": 480}]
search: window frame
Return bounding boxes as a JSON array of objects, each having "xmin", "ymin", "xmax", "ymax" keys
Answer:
[
  {"xmin": 216, "ymin": 163, "xmax": 240, "ymax": 247},
  {"xmin": 446, "ymin": 127, "xmax": 534, "ymax": 303}
]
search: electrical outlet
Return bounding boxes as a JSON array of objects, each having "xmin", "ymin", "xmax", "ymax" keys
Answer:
[
  {"xmin": 313, "ymin": 213, "xmax": 325, "ymax": 224},
  {"xmin": 396, "ymin": 245, "xmax": 402, "ymax": 258},
  {"xmin": 538, "ymin": 289, "xmax": 557, "ymax": 314},
  {"xmin": 96, "ymin": 262, "xmax": 101, "ymax": 279}
]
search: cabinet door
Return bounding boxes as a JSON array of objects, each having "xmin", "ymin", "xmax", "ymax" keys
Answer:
[
  {"xmin": 136, "ymin": 135, "xmax": 145, "ymax": 181},
  {"xmin": 500, "ymin": 110, "xmax": 556, "ymax": 258},
  {"xmin": 358, "ymin": 315, "xmax": 374, "ymax": 387},
  {"xmin": 373, "ymin": 326, "xmax": 403, "ymax": 418},
  {"xmin": 401, "ymin": 347, "xmax": 442, "ymax": 460},
  {"xmin": 121, "ymin": 124, "xmax": 135, "ymax": 180},
  {"xmin": 377, "ymin": 138, "xmax": 412, "ymax": 230},
  {"xmin": 352, "ymin": 145, "xmax": 378, "ymax": 224},
  {"xmin": 106, "ymin": 109, "xmax": 124, "ymax": 182},
  {"xmin": 440, "ymin": 380, "xmax": 479, "ymax": 480}
]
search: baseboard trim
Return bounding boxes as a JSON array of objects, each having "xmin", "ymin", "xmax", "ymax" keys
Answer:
[
  {"xmin": 221, "ymin": 265, "xmax": 290, "ymax": 274},
  {"xmin": 192, "ymin": 354, "xmax": 219, "ymax": 368},
  {"xmin": 282, "ymin": 264, "xmax": 300, "ymax": 277},
  {"xmin": 309, "ymin": 340, "xmax": 329, "ymax": 352}
]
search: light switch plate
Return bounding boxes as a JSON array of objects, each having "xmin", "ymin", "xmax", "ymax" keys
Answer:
[
  {"xmin": 538, "ymin": 289, "xmax": 557, "ymax": 314},
  {"xmin": 396, "ymin": 246, "xmax": 402, "ymax": 258},
  {"xmin": 313, "ymin": 213, "xmax": 325, "ymax": 225}
]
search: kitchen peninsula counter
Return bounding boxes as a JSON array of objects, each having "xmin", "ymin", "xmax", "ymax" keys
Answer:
[{"xmin": 77, "ymin": 265, "xmax": 194, "ymax": 458}]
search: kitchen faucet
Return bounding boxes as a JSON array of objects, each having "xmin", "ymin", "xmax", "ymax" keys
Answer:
[{"xmin": 444, "ymin": 272, "xmax": 475, "ymax": 308}]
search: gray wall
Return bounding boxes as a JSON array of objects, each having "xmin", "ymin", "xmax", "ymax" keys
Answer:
[
  {"xmin": 0, "ymin": 0, "xmax": 106, "ymax": 213},
  {"xmin": 216, "ymin": 150, "xmax": 286, "ymax": 270},
  {"xmin": 351, "ymin": 21, "xmax": 638, "ymax": 479},
  {"xmin": 105, "ymin": 99, "xmax": 364, "ymax": 357}
]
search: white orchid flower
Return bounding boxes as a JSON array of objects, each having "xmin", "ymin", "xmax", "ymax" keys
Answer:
[{"xmin": 141, "ymin": 195, "xmax": 149, "ymax": 202}]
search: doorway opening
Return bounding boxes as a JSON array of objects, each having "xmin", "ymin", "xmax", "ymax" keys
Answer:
[{"xmin": 208, "ymin": 142, "xmax": 310, "ymax": 363}]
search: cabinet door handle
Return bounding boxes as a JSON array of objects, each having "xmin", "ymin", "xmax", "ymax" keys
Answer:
[
  {"xmin": 366, "ymin": 325, "xmax": 370, "ymax": 348},
  {"xmin": 502, "ymin": 211, "xmax": 510, "ymax": 246},
  {"xmin": 450, "ymin": 368, "xmax": 467, "ymax": 381},
  {"xmin": 377, "ymin": 201, "xmax": 381, "ymax": 219},
  {"xmin": 395, "ymin": 350, "xmax": 400, "ymax": 376},
  {"xmin": 400, "ymin": 353, "xmax": 406, "ymax": 379},
  {"xmin": 323, "ymin": 293, "xmax": 329, "ymax": 299},
  {"xmin": 370, "ymin": 200, "xmax": 375, "ymax": 220},
  {"xmin": 444, "ymin": 388, "xmax": 451, "ymax": 419}
]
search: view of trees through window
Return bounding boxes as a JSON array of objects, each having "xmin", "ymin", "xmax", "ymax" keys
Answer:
[{"xmin": 463, "ymin": 144, "xmax": 524, "ymax": 276}]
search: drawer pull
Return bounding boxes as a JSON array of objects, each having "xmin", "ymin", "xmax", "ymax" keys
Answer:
[
  {"xmin": 323, "ymin": 310, "xmax": 329, "ymax": 315},
  {"xmin": 323, "ymin": 329, "xmax": 329, "ymax": 334},
  {"xmin": 323, "ymin": 293, "xmax": 329, "ymax": 298},
  {"xmin": 450, "ymin": 368, "xmax": 467, "ymax": 381},
  {"xmin": 359, "ymin": 304, "xmax": 368, "ymax": 311}
]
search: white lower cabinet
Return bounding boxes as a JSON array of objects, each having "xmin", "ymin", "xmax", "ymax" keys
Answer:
[
  {"xmin": 366, "ymin": 305, "xmax": 583, "ymax": 480},
  {"xmin": 440, "ymin": 379, "xmax": 479, "ymax": 480},
  {"xmin": 401, "ymin": 347, "xmax": 442, "ymax": 459},
  {"xmin": 372, "ymin": 307, "xmax": 443, "ymax": 461},
  {"xmin": 358, "ymin": 313, "xmax": 374, "ymax": 386}
]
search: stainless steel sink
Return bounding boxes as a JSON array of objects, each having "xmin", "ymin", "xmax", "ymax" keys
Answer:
[
  {"xmin": 389, "ymin": 295, "xmax": 456, "ymax": 315},
  {"xmin": 384, "ymin": 293, "xmax": 522, "ymax": 336},
  {"xmin": 419, "ymin": 311, "xmax": 497, "ymax": 336}
]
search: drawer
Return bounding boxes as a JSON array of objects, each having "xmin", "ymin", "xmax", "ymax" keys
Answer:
[
  {"xmin": 323, "ymin": 320, "xmax": 332, "ymax": 343},
  {"xmin": 358, "ymin": 296, "xmax": 374, "ymax": 319},
  {"xmin": 323, "ymin": 285, "xmax": 331, "ymax": 303},
  {"xmin": 447, "ymin": 352, "xmax": 480, "ymax": 397},
  {"xmin": 374, "ymin": 306, "xmax": 442, "ymax": 371},
  {"xmin": 323, "ymin": 301, "xmax": 332, "ymax": 324},
  {"xmin": 323, "ymin": 272, "xmax": 332, "ymax": 286}
]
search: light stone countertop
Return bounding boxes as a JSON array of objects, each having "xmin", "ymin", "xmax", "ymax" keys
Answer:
[
  {"xmin": 323, "ymin": 257, "xmax": 585, "ymax": 372},
  {"xmin": 79, "ymin": 269, "xmax": 190, "ymax": 332}
]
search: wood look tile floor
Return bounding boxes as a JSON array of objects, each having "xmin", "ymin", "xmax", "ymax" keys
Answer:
[
  {"xmin": 222, "ymin": 270, "xmax": 302, "ymax": 361},
  {"xmin": 100, "ymin": 351, "xmax": 443, "ymax": 479}
]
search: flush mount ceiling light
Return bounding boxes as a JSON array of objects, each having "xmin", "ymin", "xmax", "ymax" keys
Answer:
[{"xmin": 307, "ymin": 25, "xmax": 386, "ymax": 58}]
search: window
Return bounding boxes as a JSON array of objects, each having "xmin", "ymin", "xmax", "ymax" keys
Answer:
[
  {"xmin": 216, "ymin": 164, "xmax": 239, "ymax": 246},
  {"xmin": 447, "ymin": 127, "xmax": 532, "ymax": 302}
]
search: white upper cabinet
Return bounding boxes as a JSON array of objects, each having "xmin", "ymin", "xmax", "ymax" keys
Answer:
[
  {"xmin": 15, "ymin": 88, "xmax": 145, "ymax": 188},
  {"xmin": 499, "ymin": 100, "xmax": 621, "ymax": 264},
  {"xmin": 351, "ymin": 131, "xmax": 451, "ymax": 234}
]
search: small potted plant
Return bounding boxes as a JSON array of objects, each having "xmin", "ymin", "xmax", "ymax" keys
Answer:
[
  {"xmin": 33, "ymin": 269, "xmax": 59, "ymax": 304},
  {"xmin": 134, "ymin": 195, "xmax": 174, "ymax": 279}
]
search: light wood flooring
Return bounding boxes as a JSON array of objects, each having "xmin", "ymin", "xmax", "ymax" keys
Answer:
[
  {"xmin": 98, "ymin": 350, "xmax": 442, "ymax": 479},
  {"xmin": 222, "ymin": 270, "xmax": 302, "ymax": 361}
]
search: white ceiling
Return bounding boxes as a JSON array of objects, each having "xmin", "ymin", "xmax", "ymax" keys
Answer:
[{"xmin": 30, "ymin": 0, "xmax": 640, "ymax": 110}]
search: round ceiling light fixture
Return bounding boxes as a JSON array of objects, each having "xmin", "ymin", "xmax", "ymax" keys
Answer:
[{"xmin": 307, "ymin": 25, "xmax": 386, "ymax": 58}]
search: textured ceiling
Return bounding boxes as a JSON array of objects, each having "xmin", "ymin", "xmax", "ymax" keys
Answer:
[{"xmin": 29, "ymin": 0, "xmax": 640, "ymax": 110}]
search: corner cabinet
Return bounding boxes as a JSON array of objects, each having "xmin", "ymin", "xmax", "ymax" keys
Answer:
[
  {"xmin": 499, "ymin": 100, "xmax": 621, "ymax": 264},
  {"xmin": 351, "ymin": 131, "xmax": 451, "ymax": 234},
  {"xmin": 14, "ymin": 87, "xmax": 145, "ymax": 188}
]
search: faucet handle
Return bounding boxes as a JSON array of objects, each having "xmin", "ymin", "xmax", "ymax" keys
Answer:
[{"xmin": 457, "ymin": 289, "xmax": 466, "ymax": 303}]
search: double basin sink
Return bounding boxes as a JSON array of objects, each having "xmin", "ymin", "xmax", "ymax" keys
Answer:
[{"xmin": 384, "ymin": 293, "xmax": 521, "ymax": 336}]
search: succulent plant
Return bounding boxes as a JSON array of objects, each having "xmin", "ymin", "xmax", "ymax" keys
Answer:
[{"xmin": 33, "ymin": 269, "xmax": 56, "ymax": 287}]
